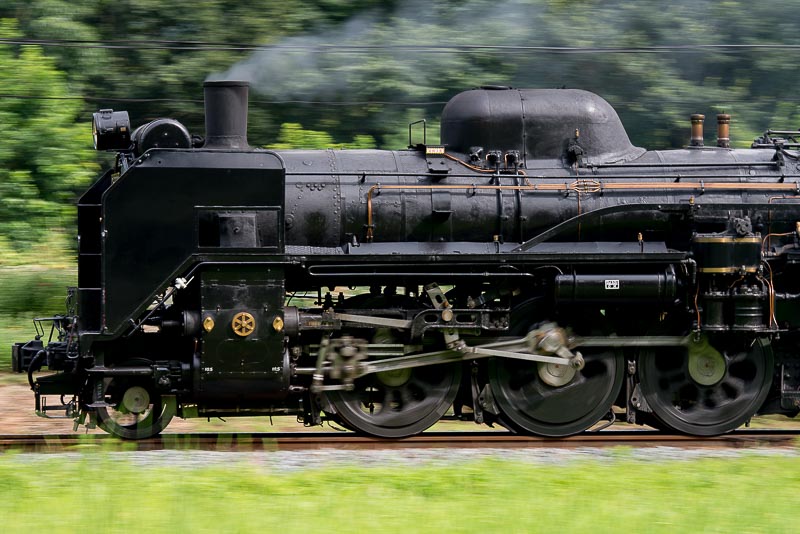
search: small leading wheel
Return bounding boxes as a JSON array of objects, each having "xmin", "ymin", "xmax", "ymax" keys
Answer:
[
  {"xmin": 95, "ymin": 377, "xmax": 176, "ymax": 439},
  {"xmin": 324, "ymin": 362, "xmax": 462, "ymax": 438},
  {"xmin": 488, "ymin": 346, "xmax": 623, "ymax": 437},
  {"xmin": 638, "ymin": 335, "xmax": 774, "ymax": 436}
]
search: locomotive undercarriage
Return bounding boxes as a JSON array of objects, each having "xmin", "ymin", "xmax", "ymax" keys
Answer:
[
  {"xmin": 19, "ymin": 246, "xmax": 795, "ymax": 440},
  {"xmin": 295, "ymin": 277, "xmax": 778, "ymax": 439}
]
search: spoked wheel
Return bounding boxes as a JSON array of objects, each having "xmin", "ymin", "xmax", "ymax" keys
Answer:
[
  {"xmin": 324, "ymin": 362, "xmax": 462, "ymax": 438},
  {"xmin": 95, "ymin": 377, "xmax": 176, "ymax": 440},
  {"xmin": 638, "ymin": 334, "xmax": 773, "ymax": 436},
  {"xmin": 488, "ymin": 344, "xmax": 623, "ymax": 437}
]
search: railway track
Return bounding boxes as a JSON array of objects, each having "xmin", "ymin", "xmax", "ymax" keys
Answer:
[{"xmin": 0, "ymin": 429, "xmax": 796, "ymax": 453}]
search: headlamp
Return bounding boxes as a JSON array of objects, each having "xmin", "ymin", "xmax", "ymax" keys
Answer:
[{"xmin": 92, "ymin": 109, "xmax": 131, "ymax": 151}]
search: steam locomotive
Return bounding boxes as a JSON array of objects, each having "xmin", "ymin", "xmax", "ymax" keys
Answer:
[{"xmin": 12, "ymin": 81, "xmax": 800, "ymax": 439}]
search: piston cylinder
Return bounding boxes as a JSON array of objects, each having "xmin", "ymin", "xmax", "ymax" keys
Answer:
[
  {"xmin": 692, "ymin": 234, "xmax": 761, "ymax": 274},
  {"xmin": 701, "ymin": 291, "xmax": 727, "ymax": 331},
  {"xmin": 732, "ymin": 287, "xmax": 766, "ymax": 331}
]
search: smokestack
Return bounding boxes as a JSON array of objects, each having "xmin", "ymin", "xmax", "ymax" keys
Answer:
[
  {"xmin": 203, "ymin": 81, "xmax": 249, "ymax": 149},
  {"xmin": 690, "ymin": 114, "xmax": 705, "ymax": 147},
  {"xmin": 716, "ymin": 114, "xmax": 731, "ymax": 148}
]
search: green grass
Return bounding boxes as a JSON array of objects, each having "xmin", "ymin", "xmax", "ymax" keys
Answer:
[
  {"xmin": 0, "ymin": 264, "xmax": 75, "ymax": 369},
  {"xmin": 0, "ymin": 452, "xmax": 797, "ymax": 532}
]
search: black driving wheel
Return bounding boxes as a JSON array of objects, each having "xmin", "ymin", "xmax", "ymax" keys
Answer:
[
  {"xmin": 324, "ymin": 362, "xmax": 462, "ymax": 438},
  {"xmin": 638, "ymin": 335, "xmax": 773, "ymax": 436},
  {"xmin": 488, "ymin": 344, "xmax": 623, "ymax": 437},
  {"xmin": 95, "ymin": 376, "xmax": 176, "ymax": 440},
  {"xmin": 486, "ymin": 301, "xmax": 624, "ymax": 437}
]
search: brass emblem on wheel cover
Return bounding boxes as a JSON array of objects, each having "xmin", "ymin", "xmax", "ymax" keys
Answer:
[{"xmin": 231, "ymin": 312, "xmax": 256, "ymax": 337}]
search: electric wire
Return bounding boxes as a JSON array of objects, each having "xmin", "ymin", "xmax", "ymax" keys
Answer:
[
  {"xmin": 2, "ymin": 39, "xmax": 796, "ymax": 107},
  {"xmin": 0, "ymin": 93, "xmax": 447, "ymax": 106},
  {"xmin": 4, "ymin": 38, "xmax": 800, "ymax": 54}
]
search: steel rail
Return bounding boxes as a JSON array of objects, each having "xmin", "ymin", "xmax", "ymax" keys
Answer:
[{"xmin": 0, "ymin": 429, "xmax": 796, "ymax": 452}]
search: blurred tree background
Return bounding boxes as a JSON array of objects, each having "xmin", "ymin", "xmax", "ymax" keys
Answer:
[{"xmin": 2, "ymin": 0, "xmax": 800, "ymax": 262}]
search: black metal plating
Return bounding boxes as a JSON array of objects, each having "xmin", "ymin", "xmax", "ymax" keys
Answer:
[{"xmin": 17, "ymin": 81, "xmax": 800, "ymax": 438}]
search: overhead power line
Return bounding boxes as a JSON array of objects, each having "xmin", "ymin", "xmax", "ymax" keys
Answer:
[
  {"xmin": 0, "ymin": 93, "xmax": 749, "ymax": 109},
  {"xmin": 0, "ymin": 93, "xmax": 449, "ymax": 106},
  {"xmin": 2, "ymin": 38, "xmax": 800, "ymax": 53}
]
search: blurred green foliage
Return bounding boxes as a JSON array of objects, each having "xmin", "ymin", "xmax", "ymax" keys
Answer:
[
  {"xmin": 0, "ymin": 19, "xmax": 97, "ymax": 254},
  {"xmin": 0, "ymin": 266, "xmax": 75, "ymax": 316},
  {"xmin": 269, "ymin": 123, "xmax": 376, "ymax": 149},
  {"xmin": 2, "ymin": 0, "xmax": 800, "ymax": 259},
  {"xmin": 4, "ymin": 0, "xmax": 800, "ymax": 152}
]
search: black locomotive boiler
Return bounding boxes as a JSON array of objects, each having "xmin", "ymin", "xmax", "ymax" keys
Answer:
[{"xmin": 13, "ymin": 81, "xmax": 800, "ymax": 439}]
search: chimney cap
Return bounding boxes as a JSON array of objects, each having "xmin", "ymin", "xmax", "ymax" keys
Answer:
[{"xmin": 203, "ymin": 80, "xmax": 249, "ymax": 88}]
